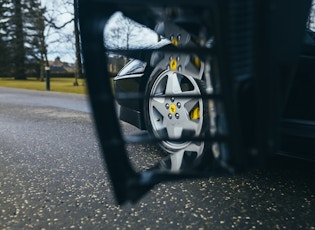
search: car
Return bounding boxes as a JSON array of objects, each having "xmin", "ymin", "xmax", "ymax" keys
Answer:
[
  {"xmin": 114, "ymin": 6, "xmax": 315, "ymax": 165},
  {"xmin": 78, "ymin": 0, "xmax": 314, "ymax": 204},
  {"xmin": 113, "ymin": 21, "xmax": 213, "ymax": 171}
]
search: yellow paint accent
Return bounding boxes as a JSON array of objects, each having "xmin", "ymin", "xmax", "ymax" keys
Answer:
[
  {"xmin": 170, "ymin": 59, "xmax": 177, "ymax": 71},
  {"xmin": 193, "ymin": 56, "xmax": 201, "ymax": 68},
  {"xmin": 171, "ymin": 38, "xmax": 178, "ymax": 46},
  {"xmin": 169, "ymin": 104, "xmax": 177, "ymax": 114},
  {"xmin": 190, "ymin": 106, "xmax": 200, "ymax": 120}
]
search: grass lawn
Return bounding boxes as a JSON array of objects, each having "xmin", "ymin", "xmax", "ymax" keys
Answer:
[{"xmin": 0, "ymin": 77, "xmax": 87, "ymax": 94}]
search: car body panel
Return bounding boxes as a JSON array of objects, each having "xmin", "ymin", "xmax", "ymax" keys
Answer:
[{"xmin": 114, "ymin": 59, "xmax": 147, "ymax": 129}]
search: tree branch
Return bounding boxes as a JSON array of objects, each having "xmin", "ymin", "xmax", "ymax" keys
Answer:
[{"xmin": 46, "ymin": 17, "xmax": 74, "ymax": 30}]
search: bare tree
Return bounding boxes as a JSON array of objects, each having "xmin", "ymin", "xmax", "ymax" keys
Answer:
[
  {"xmin": 104, "ymin": 12, "xmax": 144, "ymax": 50},
  {"xmin": 45, "ymin": 0, "xmax": 83, "ymax": 86},
  {"xmin": 73, "ymin": 0, "xmax": 83, "ymax": 86}
]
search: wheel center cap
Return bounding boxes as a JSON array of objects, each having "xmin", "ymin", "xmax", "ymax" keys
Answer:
[{"xmin": 169, "ymin": 103, "xmax": 177, "ymax": 114}]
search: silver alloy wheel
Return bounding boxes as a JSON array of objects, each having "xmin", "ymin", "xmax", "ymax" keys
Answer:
[{"xmin": 147, "ymin": 69, "xmax": 205, "ymax": 170}]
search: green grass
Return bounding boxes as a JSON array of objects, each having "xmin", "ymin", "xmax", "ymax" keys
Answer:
[{"xmin": 0, "ymin": 77, "xmax": 87, "ymax": 94}]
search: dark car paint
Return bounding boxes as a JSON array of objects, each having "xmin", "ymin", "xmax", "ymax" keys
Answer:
[
  {"xmin": 114, "ymin": 60, "xmax": 148, "ymax": 130},
  {"xmin": 280, "ymin": 29, "xmax": 315, "ymax": 159}
]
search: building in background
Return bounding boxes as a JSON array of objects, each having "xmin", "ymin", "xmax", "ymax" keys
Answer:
[{"xmin": 49, "ymin": 57, "xmax": 75, "ymax": 78}]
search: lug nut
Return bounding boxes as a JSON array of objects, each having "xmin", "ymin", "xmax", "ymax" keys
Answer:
[
  {"xmin": 171, "ymin": 97, "xmax": 175, "ymax": 102},
  {"xmin": 177, "ymin": 102, "xmax": 181, "ymax": 108},
  {"xmin": 175, "ymin": 113, "xmax": 180, "ymax": 119},
  {"xmin": 168, "ymin": 113, "xmax": 172, "ymax": 119},
  {"xmin": 165, "ymin": 103, "xmax": 169, "ymax": 109}
]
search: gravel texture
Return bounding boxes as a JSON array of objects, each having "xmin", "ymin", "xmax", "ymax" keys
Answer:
[{"xmin": 1, "ymin": 87, "xmax": 315, "ymax": 229}]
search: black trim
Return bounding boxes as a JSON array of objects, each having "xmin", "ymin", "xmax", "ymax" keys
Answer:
[
  {"xmin": 282, "ymin": 118, "xmax": 315, "ymax": 139},
  {"xmin": 120, "ymin": 106, "xmax": 145, "ymax": 130},
  {"xmin": 281, "ymin": 118, "xmax": 315, "ymax": 160}
]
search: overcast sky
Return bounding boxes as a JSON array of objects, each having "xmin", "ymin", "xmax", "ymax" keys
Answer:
[{"xmin": 40, "ymin": 0, "xmax": 75, "ymax": 63}]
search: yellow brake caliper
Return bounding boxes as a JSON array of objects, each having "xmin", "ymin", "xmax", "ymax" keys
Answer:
[{"xmin": 190, "ymin": 106, "xmax": 200, "ymax": 120}]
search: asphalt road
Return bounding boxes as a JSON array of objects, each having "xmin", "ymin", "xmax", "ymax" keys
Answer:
[{"xmin": 1, "ymin": 87, "xmax": 315, "ymax": 229}]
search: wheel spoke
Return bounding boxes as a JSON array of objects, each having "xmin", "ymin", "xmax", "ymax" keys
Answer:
[
  {"xmin": 150, "ymin": 97, "xmax": 166, "ymax": 115},
  {"xmin": 165, "ymin": 125, "xmax": 183, "ymax": 139},
  {"xmin": 184, "ymin": 119, "xmax": 200, "ymax": 133},
  {"xmin": 164, "ymin": 118, "xmax": 199, "ymax": 138},
  {"xmin": 169, "ymin": 150, "xmax": 185, "ymax": 171},
  {"xmin": 168, "ymin": 141, "xmax": 204, "ymax": 171},
  {"xmin": 176, "ymin": 87, "xmax": 201, "ymax": 106},
  {"xmin": 185, "ymin": 142, "xmax": 205, "ymax": 158},
  {"xmin": 165, "ymin": 72, "xmax": 182, "ymax": 94},
  {"xmin": 184, "ymin": 98, "xmax": 199, "ymax": 113}
]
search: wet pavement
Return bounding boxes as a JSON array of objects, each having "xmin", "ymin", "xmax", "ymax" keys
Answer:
[{"xmin": 1, "ymin": 87, "xmax": 315, "ymax": 229}]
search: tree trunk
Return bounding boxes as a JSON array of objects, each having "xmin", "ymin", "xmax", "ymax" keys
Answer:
[
  {"xmin": 73, "ymin": 0, "xmax": 83, "ymax": 86},
  {"xmin": 13, "ymin": 0, "xmax": 26, "ymax": 80}
]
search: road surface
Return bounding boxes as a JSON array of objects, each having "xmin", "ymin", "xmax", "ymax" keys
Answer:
[{"xmin": 1, "ymin": 87, "xmax": 315, "ymax": 229}]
